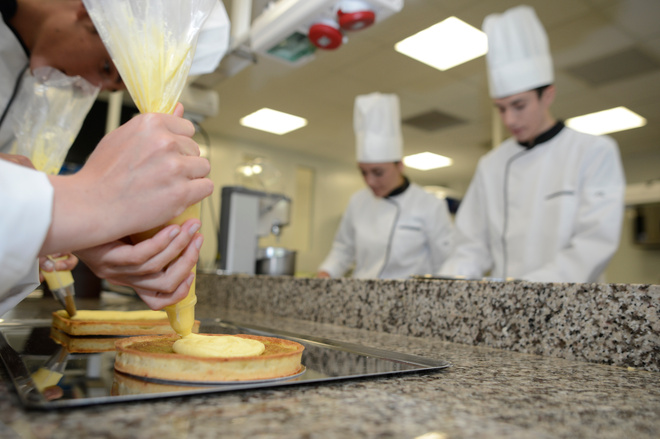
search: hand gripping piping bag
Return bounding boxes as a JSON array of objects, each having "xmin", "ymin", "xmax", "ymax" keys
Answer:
[
  {"xmin": 11, "ymin": 66, "xmax": 101, "ymax": 316},
  {"xmin": 83, "ymin": 0, "xmax": 218, "ymax": 336}
]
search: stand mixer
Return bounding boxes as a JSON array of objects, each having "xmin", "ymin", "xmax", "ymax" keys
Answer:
[{"xmin": 217, "ymin": 186, "xmax": 294, "ymax": 275}]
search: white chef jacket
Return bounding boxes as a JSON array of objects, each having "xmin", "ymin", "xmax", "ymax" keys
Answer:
[
  {"xmin": 440, "ymin": 124, "xmax": 625, "ymax": 283},
  {"xmin": 0, "ymin": 3, "xmax": 29, "ymax": 153},
  {"xmin": 0, "ymin": 160, "xmax": 53, "ymax": 316},
  {"xmin": 319, "ymin": 182, "xmax": 453, "ymax": 279}
]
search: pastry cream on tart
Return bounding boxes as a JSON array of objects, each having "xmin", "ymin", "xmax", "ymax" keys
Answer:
[{"xmin": 114, "ymin": 333, "xmax": 305, "ymax": 382}]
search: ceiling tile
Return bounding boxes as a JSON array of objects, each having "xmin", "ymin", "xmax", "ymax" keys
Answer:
[
  {"xmin": 602, "ymin": 0, "xmax": 660, "ymax": 40},
  {"xmin": 549, "ymin": 14, "xmax": 635, "ymax": 68},
  {"xmin": 202, "ymin": 0, "xmax": 660, "ymax": 192}
]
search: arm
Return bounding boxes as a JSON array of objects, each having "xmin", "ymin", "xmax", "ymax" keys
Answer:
[
  {"xmin": 438, "ymin": 164, "xmax": 493, "ymax": 278},
  {"xmin": 523, "ymin": 140, "xmax": 625, "ymax": 283},
  {"xmin": 0, "ymin": 159, "xmax": 52, "ymax": 312},
  {"xmin": 0, "ymin": 155, "xmax": 77, "ymax": 282},
  {"xmin": 317, "ymin": 204, "xmax": 357, "ymax": 278}
]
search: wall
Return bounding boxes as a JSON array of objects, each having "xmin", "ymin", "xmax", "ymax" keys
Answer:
[
  {"xmin": 198, "ymin": 131, "xmax": 659, "ymax": 284},
  {"xmin": 605, "ymin": 208, "xmax": 660, "ymax": 285},
  {"xmin": 198, "ymin": 133, "xmax": 364, "ymax": 275},
  {"xmin": 603, "ymin": 150, "xmax": 660, "ymax": 284}
]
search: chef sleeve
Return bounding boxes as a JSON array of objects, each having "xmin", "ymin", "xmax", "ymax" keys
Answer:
[
  {"xmin": 522, "ymin": 137, "xmax": 625, "ymax": 283},
  {"xmin": 318, "ymin": 203, "xmax": 357, "ymax": 278},
  {"xmin": 438, "ymin": 159, "xmax": 494, "ymax": 278},
  {"xmin": 0, "ymin": 160, "xmax": 53, "ymax": 316}
]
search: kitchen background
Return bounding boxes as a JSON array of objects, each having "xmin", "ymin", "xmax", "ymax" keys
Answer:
[{"xmin": 66, "ymin": 0, "xmax": 660, "ymax": 284}]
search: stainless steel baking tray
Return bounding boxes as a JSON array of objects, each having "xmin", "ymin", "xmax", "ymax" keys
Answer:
[{"xmin": 0, "ymin": 319, "xmax": 450, "ymax": 410}]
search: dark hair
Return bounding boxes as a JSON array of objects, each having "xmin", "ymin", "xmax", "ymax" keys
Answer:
[{"xmin": 535, "ymin": 85, "xmax": 551, "ymax": 98}]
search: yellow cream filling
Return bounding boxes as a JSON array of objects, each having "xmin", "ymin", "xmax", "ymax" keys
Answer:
[
  {"xmin": 66, "ymin": 310, "xmax": 167, "ymax": 321},
  {"xmin": 172, "ymin": 334, "xmax": 265, "ymax": 358},
  {"xmin": 31, "ymin": 368, "xmax": 63, "ymax": 392}
]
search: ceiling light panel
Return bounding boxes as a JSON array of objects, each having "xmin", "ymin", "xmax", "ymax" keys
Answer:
[
  {"xmin": 394, "ymin": 17, "xmax": 488, "ymax": 71},
  {"xmin": 403, "ymin": 152, "xmax": 453, "ymax": 171},
  {"xmin": 240, "ymin": 108, "xmax": 308, "ymax": 135},
  {"xmin": 565, "ymin": 107, "xmax": 647, "ymax": 135}
]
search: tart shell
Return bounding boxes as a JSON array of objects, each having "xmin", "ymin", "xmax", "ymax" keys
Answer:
[{"xmin": 114, "ymin": 334, "xmax": 305, "ymax": 382}]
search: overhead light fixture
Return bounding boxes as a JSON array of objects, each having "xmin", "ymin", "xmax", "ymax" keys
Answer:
[
  {"xmin": 240, "ymin": 108, "xmax": 307, "ymax": 135},
  {"xmin": 403, "ymin": 152, "xmax": 452, "ymax": 171},
  {"xmin": 394, "ymin": 16, "xmax": 487, "ymax": 71},
  {"xmin": 565, "ymin": 106, "xmax": 647, "ymax": 135}
]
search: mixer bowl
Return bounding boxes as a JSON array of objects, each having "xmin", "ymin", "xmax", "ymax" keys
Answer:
[{"xmin": 256, "ymin": 246, "xmax": 296, "ymax": 276}]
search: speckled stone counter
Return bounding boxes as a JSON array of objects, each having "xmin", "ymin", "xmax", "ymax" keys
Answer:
[
  {"xmin": 1, "ymin": 302, "xmax": 659, "ymax": 439},
  {"xmin": 1, "ymin": 277, "xmax": 659, "ymax": 439},
  {"xmin": 196, "ymin": 274, "xmax": 660, "ymax": 372}
]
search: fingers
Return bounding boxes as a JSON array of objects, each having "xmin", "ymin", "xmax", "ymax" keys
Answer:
[
  {"xmin": 124, "ymin": 221, "xmax": 201, "ymax": 276},
  {"xmin": 182, "ymin": 178, "xmax": 214, "ymax": 207},
  {"xmin": 155, "ymin": 109, "xmax": 194, "ymax": 138},
  {"xmin": 134, "ymin": 273, "xmax": 195, "ymax": 310},
  {"xmin": 173, "ymin": 103, "xmax": 184, "ymax": 118},
  {"xmin": 39, "ymin": 254, "xmax": 79, "ymax": 272},
  {"xmin": 113, "ymin": 232, "xmax": 203, "ymax": 292},
  {"xmin": 77, "ymin": 220, "xmax": 202, "ymax": 279}
]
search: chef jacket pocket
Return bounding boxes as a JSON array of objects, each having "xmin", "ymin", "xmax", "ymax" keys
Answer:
[
  {"xmin": 398, "ymin": 224, "xmax": 423, "ymax": 231},
  {"xmin": 394, "ymin": 223, "xmax": 426, "ymax": 260},
  {"xmin": 545, "ymin": 190, "xmax": 575, "ymax": 200}
]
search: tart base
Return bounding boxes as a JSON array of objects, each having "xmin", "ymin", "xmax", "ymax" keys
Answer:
[{"xmin": 114, "ymin": 334, "xmax": 304, "ymax": 382}]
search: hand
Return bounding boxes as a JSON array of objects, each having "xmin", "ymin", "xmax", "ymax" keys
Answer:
[
  {"xmin": 41, "ymin": 103, "xmax": 214, "ymax": 255},
  {"xmin": 317, "ymin": 271, "xmax": 331, "ymax": 278},
  {"xmin": 76, "ymin": 219, "xmax": 204, "ymax": 310},
  {"xmin": 38, "ymin": 253, "xmax": 79, "ymax": 282},
  {"xmin": 0, "ymin": 153, "xmax": 35, "ymax": 169}
]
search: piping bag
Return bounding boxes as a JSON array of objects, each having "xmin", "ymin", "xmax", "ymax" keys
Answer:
[
  {"xmin": 11, "ymin": 67, "xmax": 100, "ymax": 316},
  {"xmin": 83, "ymin": 0, "xmax": 219, "ymax": 336}
]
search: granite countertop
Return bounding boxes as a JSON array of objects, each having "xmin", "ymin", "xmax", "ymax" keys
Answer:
[{"xmin": 0, "ymin": 295, "xmax": 659, "ymax": 439}]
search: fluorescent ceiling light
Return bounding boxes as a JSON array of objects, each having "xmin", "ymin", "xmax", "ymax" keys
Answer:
[
  {"xmin": 565, "ymin": 106, "xmax": 647, "ymax": 135},
  {"xmin": 240, "ymin": 108, "xmax": 307, "ymax": 135},
  {"xmin": 394, "ymin": 17, "xmax": 487, "ymax": 71},
  {"xmin": 403, "ymin": 152, "xmax": 453, "ymax": 171}
]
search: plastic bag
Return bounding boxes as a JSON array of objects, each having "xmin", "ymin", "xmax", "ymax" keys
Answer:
[
  {"xmin": 82, "ymin": 0, "xmax": 218, "ymax": 337},
  {"xmin": 83, "ymin": 0, "xmax": 217, "ymax": 115},
  {"xmin": 10, "ymin": 67, "xmax": 100, "ymax": 175}
]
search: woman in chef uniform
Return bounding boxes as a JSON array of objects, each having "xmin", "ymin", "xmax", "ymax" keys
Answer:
[
  {"xmin": 318, "ymin": 92, "xmax": 453, "ymax": 279},
  {"xmin": 439, "ymin": 5, "xmax": 625, "ymax": 283},
  {"xmin": 0, "ymin": 0, "xmax": 227, "ymax": 314}
]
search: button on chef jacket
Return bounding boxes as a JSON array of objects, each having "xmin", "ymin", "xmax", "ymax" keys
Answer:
[
  {"xmin": 439, "ymin": 123, "xmax": 625, "ymax": 283},
  {"xmin": 319, "ymin": 181, "xmax": 453, "ymax": 279}
]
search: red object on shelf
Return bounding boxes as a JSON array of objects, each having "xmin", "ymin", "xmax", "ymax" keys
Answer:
[
  {"xmin": 337, "ymin": 9, "xmax": 376, "ymax": 31},
  {"xmin": 308, "ymin": 23, "xmax": 343, "ymax": 50}
]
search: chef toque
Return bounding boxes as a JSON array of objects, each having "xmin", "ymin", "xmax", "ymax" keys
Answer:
[
  {"xmin": 190, "ymin": 0, "xmax": 230, "ymax": 76},
  {"xmin": 483, "ymin": 5, "xmax": 553, "ymax": 99},
  {"xmin": 354, "ymin": 92, "xmax": 403, "ymax": 163}
]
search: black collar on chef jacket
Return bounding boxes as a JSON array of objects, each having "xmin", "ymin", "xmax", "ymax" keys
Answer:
[
  {"xmin": 1, "ymin": 0, "xmax": 29, "ymax": 55},
  {"xmin": 1, "ymin": 0, "xmax": 17, "ymax": 23},
  {"xmin": 518, "ymin": 120, "xmax": 565, "ymax": 149},
  {"xmin": 386, "ymin": 176, "xmax": 410, "ymax": 198}
]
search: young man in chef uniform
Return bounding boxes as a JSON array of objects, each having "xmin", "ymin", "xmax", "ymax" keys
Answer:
[
  {"xmin": 439, "ymin": 5, "xmax": 625, "ymax": 283},
  {"xmin": 318, "ymin": 92, "xmax": 453, "ymax": 279},
  {"xmin": 0, "ymin": 0, "xmax": 228, "ymax": 314}
]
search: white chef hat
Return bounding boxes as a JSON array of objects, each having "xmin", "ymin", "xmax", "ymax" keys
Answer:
[
  {"xmin": 354, "ymin": 92, "xmax": 403, "ymax": 163},
  {"xmin": 482, "ymin": 5, "xmax": 553, "ymax": 99},
  {"xmin": 190, "ymin": 0, "xmax": 230, "ymax": 76}
]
